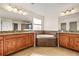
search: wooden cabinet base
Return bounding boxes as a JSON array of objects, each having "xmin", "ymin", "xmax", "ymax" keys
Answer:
[
  {"xmin": 0, "ymin": 33, "xmax": 34, "ymax": 56},
  {"xmin": 58, "ymin": 33, "xmax": 79, "ymax": 52},
  {"xmin": 6, "ymin": 46, "xmax": 33, "ymax": 56}
]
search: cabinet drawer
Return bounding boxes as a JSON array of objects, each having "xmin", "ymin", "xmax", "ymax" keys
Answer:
[
  {"xmin": 29, "ymin": 33, "xmax": 34, "ymax": 36},
  {"xmin": 5, "ymin": 35, "xmax": 17, "ymax": 39},
  {"xmin": 4, "ymin": 34, "xmax": 26, "ymax": 39},
  {"xmin": 59, "ymin": 33, "xmax": 67, "ymax": 36}
]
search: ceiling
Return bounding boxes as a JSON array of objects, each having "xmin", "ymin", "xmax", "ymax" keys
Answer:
[
  {"xmin": 12, "ymin": 3, "xmax": 79, "ymax": 16},
  {"xmin": 0, "ymin": 3, "xmax": 79, "ymax": 21}
]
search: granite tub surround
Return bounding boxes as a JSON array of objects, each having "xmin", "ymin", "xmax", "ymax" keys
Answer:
[
  {"xmin": 58, "ymin": 32, "xmax": 79, "ymax": 52},
  {"xmin": 34, "ymin": 30, "xmax": 58, "ymax": 35},
  {"xmin": 35, "ymin": 30, "xmax": 57, "ymax": 47},
  {"xmin": 0, "ymin": 31, "xmax": 34, "ymax": 56},
  {"xmin": 37, "ymin": 34, "xmax": 55, "ymax": 38}
]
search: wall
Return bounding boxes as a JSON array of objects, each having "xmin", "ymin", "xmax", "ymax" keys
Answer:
[
  {"xmin": 58, "ymin": 12, "xmax": 79, "ymax": 31},
  {"xmin": 44, "ymin": 16, "xmax": 58, "ymax": 31},
  {"xmin": 0, "ymin": 18, "xmax": 1, "ymax": 31}
]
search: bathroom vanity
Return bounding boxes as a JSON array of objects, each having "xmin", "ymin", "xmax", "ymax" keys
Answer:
[
  {"xmin": 0, "ymin": 32, "xmax": 34, "ymax": 56},
  {"xmin": 58, "ymin": 32, "xmax": 79, "ymax": 52}
]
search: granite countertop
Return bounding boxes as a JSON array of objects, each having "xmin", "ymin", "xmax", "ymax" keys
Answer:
[{"xmin": 0, "ymin": 31, "xmax": 34, "ymax": 35}]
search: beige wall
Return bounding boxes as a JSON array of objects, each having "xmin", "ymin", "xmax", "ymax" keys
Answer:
[
  {"xmin": 0, "ymin": 18, "xmax": 1, "ymax": 31},
  {"xmin": 44, "ymin": 16, "xmax": 58, "ymax": 31}
]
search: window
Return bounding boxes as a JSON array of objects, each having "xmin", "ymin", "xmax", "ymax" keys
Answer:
[
  {"xmin": 33, "ymin": 18, "xmax": 42, "ymax": 30},
  {"xmin": 33, "ymin": 18, "xmax": 41, "ymax": 24}
]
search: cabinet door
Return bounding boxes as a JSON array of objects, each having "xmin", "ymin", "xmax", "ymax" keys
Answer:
[
  {"xmin": 20, "ymin": 37, "xmax": 26, "ymax": 48},
  {"xmin": 69, "ymin": 37, "xmax": 75, "ymax": 49},
  {"xmin": 26, "ymin": 37, "xmax": 29, "ymax": 47},
  {"xmin": 4, "ymin": 38, "xmax": 16, "ymax": 55},
  {"xmin": 16, "ymin": 37, "xmax": 26, "ymax": 50},
  {"xmin": 70, "ymin": 35, "xmax": 79, "ymax": 51},
  {"xmin": 59, "ymin": 33, "xmax": 69, "ymax": 47},
  {"xmin": 25, "ymin": 34, "xmax": 29, "ymax": 47},
  {"xmin": 0, "ymin": 40, "xmax": 3, "ymax": 56},
  {"xmin": 74, "ymin": 37, "xmax": 79, "ymax": 51},
  {"xmin": 69, "ymin": 35, "xmax": 76, "ymax": 49},
  {"xmin": 29, "ymin": 33, "xmax": 34, "ymax": 47}
]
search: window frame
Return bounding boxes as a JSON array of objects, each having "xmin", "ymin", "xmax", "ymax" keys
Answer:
[{"xmin": 33, "ymin": 18, "xmax": 42, "ymax": 30}]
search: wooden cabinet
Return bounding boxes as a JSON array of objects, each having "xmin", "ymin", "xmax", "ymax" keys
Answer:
[
  {"xmin": 4, "ymin": 35, "xmax": 17, "ymax": 55},
  {"xmin": 58, "ymin": 33, "xmax": 79, "ymax": 52},
  {"xmin": 0, "ymin": 33, "xmax": 34, "ymax": 56},
  {"xmin": 59, "ymin": 33, "xmax": 69, "ymax": 48},
  {"xmin": 0, "ymin": 36, "xmax": 4, "ymax": 56}
]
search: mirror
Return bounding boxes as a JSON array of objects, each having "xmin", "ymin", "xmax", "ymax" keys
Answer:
[{"xmin": 0, "ymin": 18, "xmax": 33, "ymax": 32}]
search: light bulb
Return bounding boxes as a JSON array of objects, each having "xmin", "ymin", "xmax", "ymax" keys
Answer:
[
  {"xmin": 23, "ymin": 12, "xmax": 26, "ymax": 15},
  {"xmin": 23, "ymin": 12, "xmax": 28, "ymax": 15},
  {"xmin": 65, "ymin": 10, "xmax": 69, "ymax": 15},
  {"xmin": 13, "ymin": 8, "xmax": 18, "ymax": 13},
  {"xmin": 60, "ymin": 12, "xmax": 65, "ymax": 16},
  {"xmin": 71, "ymin": 8, "xmax": 76, "ymax": 13},
  {"xmin": 18, "ymin": 10, "xmax": 23, "ymax": 14},
  {"xmin": 6, "ymin": 5, "xmax": 13, "ymax": 11}
]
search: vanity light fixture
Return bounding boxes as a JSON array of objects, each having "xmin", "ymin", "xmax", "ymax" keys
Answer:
[
  {"xmin": 60, "ymin": 8, "xmax": 76, "ymax": 16},
  {"xmin": 5, "ymin": 5, "xmax": 28, "ymax": 16}
]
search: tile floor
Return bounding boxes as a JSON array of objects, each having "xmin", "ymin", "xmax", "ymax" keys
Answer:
[{"xmin": 10, "ymin": 47, "xmax": 79, "ymax": 56}]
